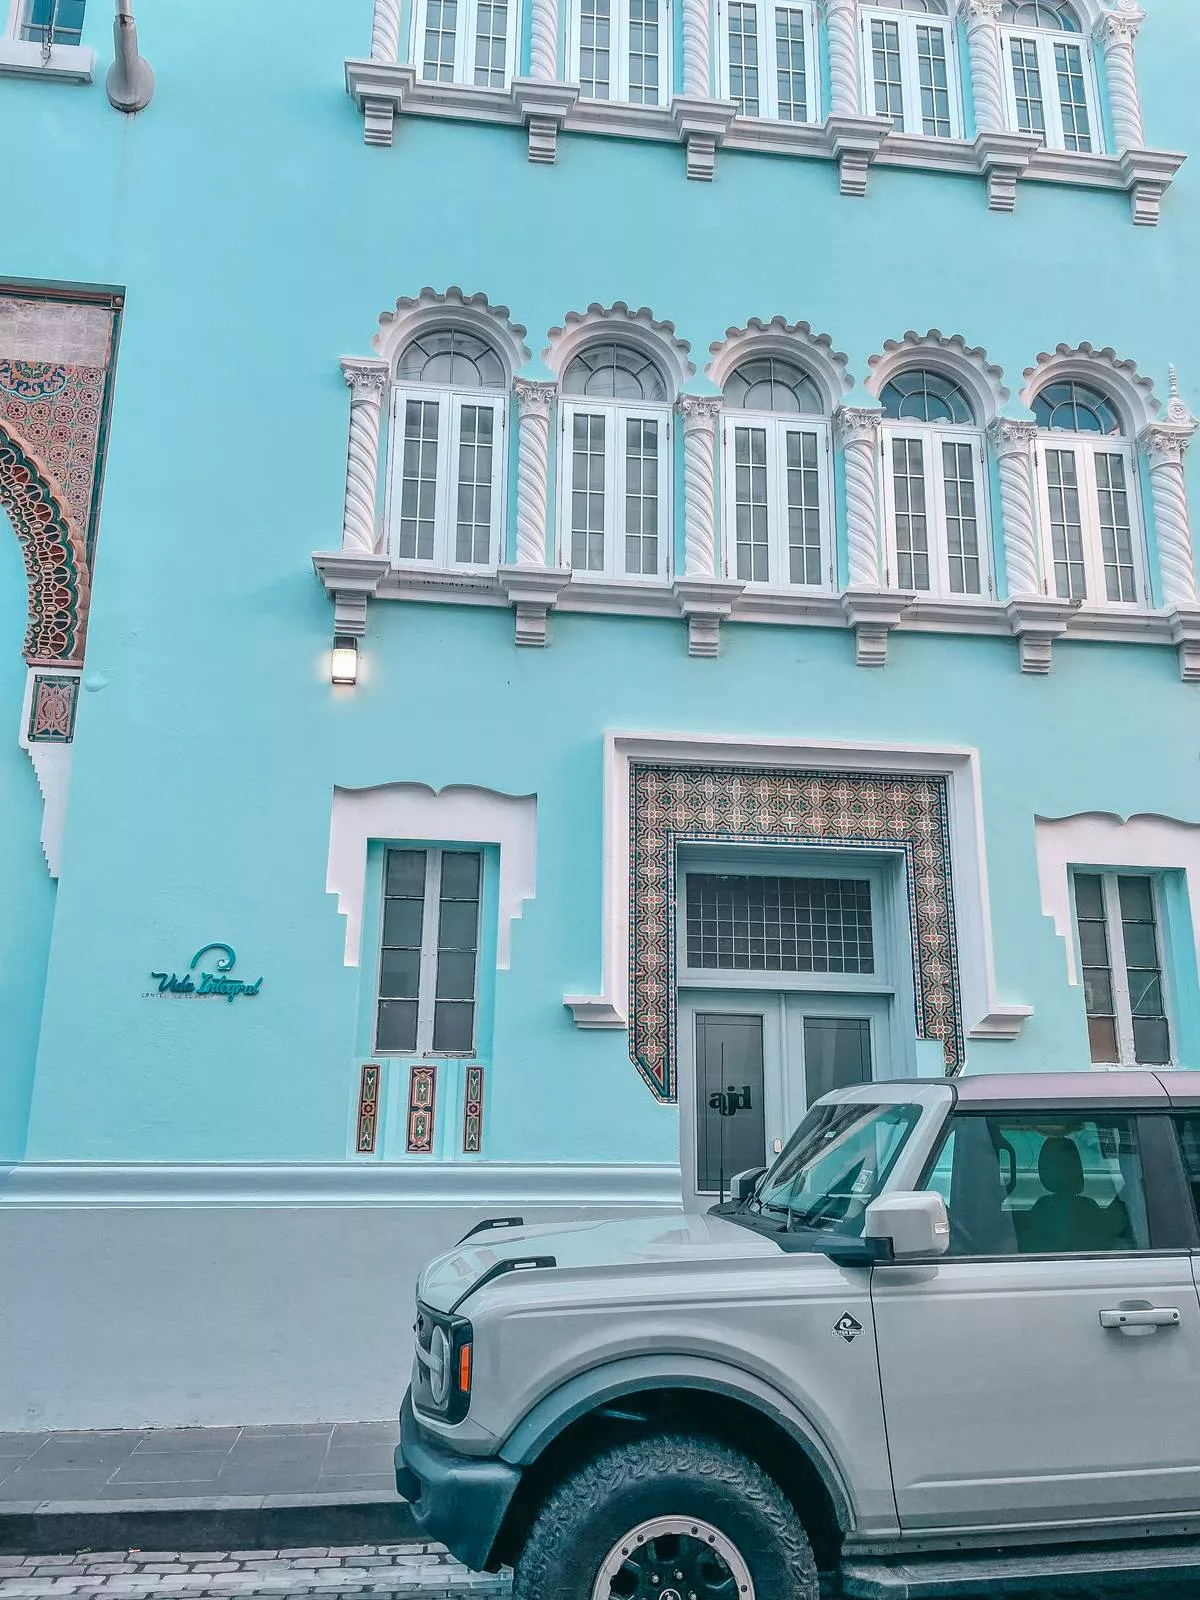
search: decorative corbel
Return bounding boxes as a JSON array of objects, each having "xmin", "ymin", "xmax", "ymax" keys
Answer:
[
  {"xmin": 671, "ymin": 97, "xmax": 738, "ymax": 182},
  {"xmin": 841, "ymin": 590, "xmax": 911, "ymax": 667},
  {"xmin": 1006, "ymin": 596, "xmax": 1074, "ymax": 674},
  {"xmin": 511, "ymin": 79, "xmax": 579, "ymax": 163}
]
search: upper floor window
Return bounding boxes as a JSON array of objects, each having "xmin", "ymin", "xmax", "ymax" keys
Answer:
[
  {"xmin": 414, "ymin": 0, "xmax": 518, "ymax": 87},
  {"xmin": 560, "ymin": 343, "xmax": 671, "ymax": 580},
  {"xmin": 1000, "ymin": 0, "xmax": 1099, "ymax": 154},
  {"xmin": 861, "ymin": 0, "xmax": 961, "ymax": 140},
  {"xmin": 880, "ymin": 369, "xmax": 989, "ymax": 598},
  {"xmin": 385, "ymin": 329, "xmax": 507, "ymax": 572},
  {"xmin": 570, "ymin": 0, "xmax": 668, "ymax": 105},
  {"xmin": 1032, "ymin": 379, "xmax": 1144, "ymax": 605},
  {"xmin": 17, "ymin": 0, "xmax": 85, "ymax": 44},
  {"xmin": 720, "ymin": 356, "xmax": 832, "ymax": 589},
  {"xmin": 1073, "ymin": 872, "xmax": 1171, "ymax": 1067},
  {"xmin": 720, "ymin": 0, "xmax": 817, "ymax": 123}
]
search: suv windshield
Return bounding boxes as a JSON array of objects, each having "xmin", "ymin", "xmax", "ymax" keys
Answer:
[{"xmin": 752, "ymin": 1101, "xmax": 921, "ymax": 1237}]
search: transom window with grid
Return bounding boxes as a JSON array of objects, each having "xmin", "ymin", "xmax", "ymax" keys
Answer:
[
  {"xmin": 685, "ymin": 872, "xmax": 875, "ymax": 973},
  {"xmin": 560, "ymin": 343, "xmax": 671, "ymax": 581},
  {"xmin": 1032, "ymin": 380, "xmax": 1145, "ymax": 606},
  {"xmin": 16, "ymin": 0, "xmax": 86, "ymax": 44},
  {"xmin": 879, "ymin": 369, "xmax": 990, "ymax": 598},
  {"xmin": 1000, "ymin": 0, "xmax": 1099, "ymax": 154},
  {"xmin": 385, "ymin": 329, "xmax": 507, "ymax": 572},
  {"xmin": 413, "ymin": 0, "xmax": 518, "ymax": 87},
  {"xmin": 1073, "ymin": 871, "xmax": 1171, "ymax": 1067},
  {"xmin": 720, "ymin": 356, "xmax": 832, "ymax": 590},
  {"xmin": 570, "ymin": 0, "xmax": 669, "ymax": 105},
  {"xmin": 720, "ymin": 0, "xmax": 817, "ymax": 122},
  {"xmin": 376, "ymin": 847, "xmax": 483, "ymax": 1057},
  {"xmin": 861, "ymin": 0, "xmax": 961, "ymax": 140}
]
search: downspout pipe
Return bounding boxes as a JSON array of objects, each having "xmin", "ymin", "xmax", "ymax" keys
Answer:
[{"xmin": 107, "ymin": 0, "xmax": 154, "ymax": 113}]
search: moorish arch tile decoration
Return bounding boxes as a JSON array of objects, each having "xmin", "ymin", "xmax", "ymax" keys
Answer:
[
  {"xmin": 629, "ymin": 763, "xmax": 963, "ymax": 1102},
  {"xmin": 0, "ymin": 422, "xmax": 90, "ymax": 665}
]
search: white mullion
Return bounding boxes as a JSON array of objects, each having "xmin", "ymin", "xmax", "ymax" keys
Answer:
[
  {"xmin": 383, "ymin": 387, "xmax": 404, "ymax": 564},
  {"xmin": 1078, "ymin": 440, "xmax": 1104, "ymax": 604},
  {"xmin": 416, "ymin": 848, "xmax": 442, "ymax": 1057},
  {"xmin": 766, "ymin": 420, "xmax": 785, "ymax": 586},
  {"xmin": 1037, "ymin": 32, "xmax": 1067, "ymax": 150},
  {"xmin": 759, "ymin": 0, "xmax": 778, "ymax": 120},
  {"xmin": 899, "ymin": 16, "xmax": 921, "ymax": 137},
  {"xmin": 821, "ymin": 423, "xmax": 834, "ymax": 588},
  {"xmin": 613, "ymin": 0, "xmax": 628, "ymax": 100},
  {"xmin": 604, "ymin": 405, "xmax": 621, "ymax": 577},
  {"xmin": 721, "ymin": 418, "xmax": 738, "ymax": 580},
  {"xmin": 456, "ymin": 0, "xmax": 473, "ymax": 82},
  {"xmin": 487, "ymin": 396, "xmax": 506, "ymax": 568},
  {"xmin": 971, "ymin": 433, "xmax": 993, "ymax": 598},
  {"xmin": 880, "ymin": 427, "xmax": 898, "ymax": 590},
  {"xmin": 926, "ymin": 429, "xmax": 951, "ymax": 597},
  {"xmin": 439, "ymin": 395, "xmax": 462, "ymax": 569},
  {"xmin": 654, "ymin": 408, "xmax": 670, "ymax": 579},
  {"xmin": 1102, "ymin": 872, "xmax": 1137, "ymax": 1067}
]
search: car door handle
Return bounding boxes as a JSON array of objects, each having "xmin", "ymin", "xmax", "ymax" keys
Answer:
[{"xmin": 1099, "ymin": 1305, "xmax": 1181, "ymax": 1331}]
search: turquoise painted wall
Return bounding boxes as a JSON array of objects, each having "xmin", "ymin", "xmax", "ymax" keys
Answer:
[{"xmin": 2, "ymin": 0, "xmax": 1199, "ymax": 1163}]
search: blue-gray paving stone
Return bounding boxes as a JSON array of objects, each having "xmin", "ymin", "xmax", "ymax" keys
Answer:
[
  {"xmin": 33, "ymin": 1439, "xmax": 139, "ymax": 1469},
  {"xmin": 0, "ymin": 1468, "xmax": 115, "ymax": 1500},
  {"xmin": 214, "ymin": 1467, "xmax": 323, "ymax": 1495},
  {"xmin": 108, "ymin": 1450, "xmax": 232, "ymax": 1484},
  {"xmin": 133, "ymin": 1430, "xmax": 242, "ymax": 1455},
  {"xmin": 328, "ymin": 1425, "xmax": 396, "ymax": 1447},
  {"xmin": 319, "ymin": 1448, "xmax": 396, "ymax": 1477},
  {"xmin": 313, "ymin": 1474, "xmax": 399, "ymax": 1495}
]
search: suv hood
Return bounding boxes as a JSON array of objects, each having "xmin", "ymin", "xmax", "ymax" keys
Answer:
[{"xmin": 420, "ymin": 1212, "xmax": 780, "ymax": 1315}]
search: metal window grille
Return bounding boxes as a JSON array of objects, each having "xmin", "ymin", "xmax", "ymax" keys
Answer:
[{"xmin": 685, "ymin": 873, "xmax": 875, "ymax": 974}]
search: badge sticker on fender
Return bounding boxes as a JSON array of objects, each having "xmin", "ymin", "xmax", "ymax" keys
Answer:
[{"xmin": 833, "ymin": 1312, "xmax": 863, "ymax": 1343}]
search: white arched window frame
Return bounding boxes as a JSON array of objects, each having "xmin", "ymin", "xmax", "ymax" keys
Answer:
[
  {"xmin": 412, "ymin": 0, "xmax": 519, "ymax": 88},
  {"xmin": 558, "ymin": 343, "xmax": 673, "ymax": 582},
  {"xmin": 859, "ymin": 0, "xmax": 963, "ymax": 140},
  {"xmin": 1031, "ymin": 380, "xmax": 1147, "ymax": 607},
  {"xmin": 718, "ymin": 0, "xmax": 819, "ymax": 123},
  {"xmin": 878, "ymin": 369, "xmax": 992, "ymax": 599},
  {"xmin": 719, "ymin": 357, "xmax": 834, "ymax": 591},
  {"xmin": 383, "ymin": 329, "xmax": 509, "ymax": 574},
  {"xmin": 999, "ymin": 0, "xmax": 1102, "ymax": 154},
  {"xmin": 567, "ymin": 0, "xmax": 670, "ymax": 105}
]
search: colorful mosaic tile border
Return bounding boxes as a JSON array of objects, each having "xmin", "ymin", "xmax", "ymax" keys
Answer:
[
  {"xmin": 0, "ymin": 426, "xmax": 89, "ymax": 664},
  {"xmin": 356, "ymin": 1063, "xmax": 381, "ymax": 1154},
  {"xmin": 629, "ymin": 764, "xmax": 964, "ymax": 1102},
  {"xmin": 27, "ymin": 672, "xmax": 78, "ymax": 743},
  {"xmin": 406, "ymin": 1064, "xmax": 437, "ymax": 1154},
  {"xmin": 462, "ymin": 1065, "xmax": 484, "ymax": 1154}
]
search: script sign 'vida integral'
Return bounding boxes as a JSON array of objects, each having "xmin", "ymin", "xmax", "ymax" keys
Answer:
[{"xmin": 148, "ymin": 943, "xmax": 263, "ymax": 1003}]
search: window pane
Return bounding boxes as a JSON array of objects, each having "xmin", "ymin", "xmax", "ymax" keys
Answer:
[
  {"xmin": 694, "ymin": 1014, "xmax": 766, "ymax": 1195},
  {"xmin": 435, "ymin": 950, "xmax": 478, "ymax": 1000},
  {"xmin": 1118, "ymin": 873, "xmax": 1169, "ymax": 1063},
  {"xmin": 938, "ymin": 1115, "xmax": 1148, "ymax": 1256},
  {"xmin": 942, "ymin": 440, "xmax": 980, "ymax": 595},
  {"xmin": 1009, "ymin": 36, "xmax": 1045, "ymax": 137},
  {"xmin": 1087, "ymin": 1015, "xmax": 1119, "ymax": 1064},
  {"xmin": 1073, "ymin": 870, "xmax": 1105, "ymax": 919},
  {"xmin": 386, "ymin": 848, "xmax": 427, "ymax": 897},
  {"xmin": 379, "ymin": 947, "xmax": 421, "ymax": 1000},
  {"xmin": 579, "ymin": 0, "xmax": 611, "ymax": 97},
  {"xmin": 433, "ymin": 1000, "xmax": 476, "ymax": 1052},
  {"xmin": 440, "ymin": 849, "xmax": 482, "ymax": 898},
  {"xmin": 786, "ymin": 429, "xmax": 823, "ymax": 586},
  {"xmin": 892, "ymin": 437, "xmax": 929, "ymax": 591},
  {"xmin": 422, "ymin": 0, "xmax": 459, "ymax": 80},
  {"xmin": 775, "ymin": 6, "xmax": 808, "ymax": 120},
  {"xmin": 1045, "ymin": 449, "xmax": 1086, "ymax": 600},
  {"xmin": 1074, "ymin": 872, "xmax": 1115, "ymax": 1064},
  {"xmin": 733, "ymin": 427, "xmax": 770, "ymax": 583},
  {"xmin": 399, "ymin": 400, "xmax": 440, "ymax": 562},
  {"xmin": 21, "ymin": 0, "xmax": 86, "ymax": 43},
  {"xmin": 1174, "ymin": 1116, "xmax": 1200, "ymax": 1231},
  {"xmin": 571, "ymin": 412, "xmax": 607, "ymax": 571},
  {"xmin": 728, "ymin": 1, "xmax": 760, "ymax": 116},
  {"xmin": 382, "ymin": 897, "xmax": 424, "ymax": 948},
  {"xmin": 628, "ymin": 0, "xmax": 661, "ymax": 103},
  {"xmin": 686, "ymin": 873, "xmax": 874, "ymax": 973},
  {"xmin": 1054, "ymin": 40, "xmax": 1091, "ymax": 152},
  {"xmin": 916, "ymin": 25, "xmax": 951, "ymax": 138},
  {"xmin": 438, "ymin": 900, "xmax": 479, "ymax": 949},
  {"xmin": 1095, "ymin": 453, "xmax": 1136, "ymax": 603},
  {"xmin": 455, "ymin": 406, "xmax": 495, "ymax": 566},
  {"xmin": 624, "ymin": 416, "xmax": 660, "ymax": 576},
  {"xmin": 802, "ymin": 1017, "xmax": 871, "ymax": 1106},
  {"xmin": 377, "ymin": 998, "xmax": 419, "ymax": 1053},
  {"xmin": 474, "ymin": 0, "xmax": 508, "ymax": 85},
  {"xmin": 871, "ymin": 18, "xmax": 904, "ymax": 124}
]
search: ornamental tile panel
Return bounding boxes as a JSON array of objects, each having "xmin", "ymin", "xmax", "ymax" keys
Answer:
[
  {"xmin": 406, "ymin": 1064, "xmax": 437, "ymax": 1154},
  {"xmin": 27, "ymin": 673, "xmax": 78, "ymax": 742},
  {"xmin": 462, "ymin": 1065, "xmax": 484, "ymax": 1153},
  {"xmin": 355, "ymin": 1062, "xmax": 381, "ymax": 1154},
  {"xmin": 629, "ymin": 763, "xmax": 964, "ymax": 1102}
]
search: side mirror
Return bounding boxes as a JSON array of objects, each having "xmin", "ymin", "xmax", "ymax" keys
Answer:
[
  {"xmin": 863, "ymin": 1192, "xmax": 950, "ymax": 1259},
  {"xmin": 731, "ymin": 1166, "xmax": 767, "ymax": 1202}
]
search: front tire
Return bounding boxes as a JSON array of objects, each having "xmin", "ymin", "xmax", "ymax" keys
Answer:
[{"xmin": 511, "ymin": 1432, "xmax": 818, "ymax": 1600}]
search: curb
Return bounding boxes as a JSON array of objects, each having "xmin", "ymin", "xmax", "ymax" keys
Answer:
[{"xmin": 0, "ymin": 1492, "xmax": 417, "ymax": 1557}]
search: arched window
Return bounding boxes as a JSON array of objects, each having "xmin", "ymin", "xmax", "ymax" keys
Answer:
[
  {"xmin": 720, "ymin": 0, "xmax": 817, "ymax": 124},
  {"xmin": 386, "ymin": 328, "xmax": 508, "ymax": 572},
  {"xmin": 879, "ymin": 368, "xmax": 989, "ymax": 598},
  {"xmin": 720, "ymin": 357, "xmax": 831, "ymax": 589},
  {"xmin": 560, "ymin": 343, "xmax": 671, "ymax": 580},
  {"xmin": 1000, "ymin": 0, "xmax": 1098, "ymax": 153},
  {"xmin": 413, "ymin": 0, "xmax": 518, "ymax": 90},
  {"xmin": 1031, "ymin": 379, "xmax": 1145, "ymax": 605},
  {"xmin": 861, "ymin": 0, "xmax": 961, "ymax": 139},
  {"xmin": 569, "ymin": 0, "xmax": 669, "ymax": 107}
]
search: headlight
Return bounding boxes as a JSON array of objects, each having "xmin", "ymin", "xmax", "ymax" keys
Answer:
[{"xmin": 414, "ymin": 1303, "xmax": 473, "ymax": 1423}]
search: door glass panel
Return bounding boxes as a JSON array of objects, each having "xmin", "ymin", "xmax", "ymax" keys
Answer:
[
  {"xmin": 686, "ymin": 873, "xmax": 874, "ymax": 973},
  {"xmin": 803, "ymin": 1016, "xmax": 871, "ymax": 1105},
  {"xmin": 694, "ymin": 1014, "xmax": 766, "ymax": 1194}
]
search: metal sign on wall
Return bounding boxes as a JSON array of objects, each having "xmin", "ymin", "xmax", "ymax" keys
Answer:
[{"xmin": 146, "ymin": 943, "xmax": 263, "ymax": 1002}]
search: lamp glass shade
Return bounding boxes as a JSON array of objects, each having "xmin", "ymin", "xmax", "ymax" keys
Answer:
[{"xmin": 331, "ymin": 637, "xmax": 358, "ymax": 685}]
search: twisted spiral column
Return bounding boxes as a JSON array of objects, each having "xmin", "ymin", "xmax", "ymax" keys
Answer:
[
  {"xmin": 681, "ymin": 0, "xmax": 712, "ymax": 98},
  {"xmin": 988, "ymin": 420, "xmax": 1040, "ymax": 597},
  {"xmin": 836, "ymin": 409, "xmax": 882, "ymax": 588},
  {"xmin": 959, "ymin": 0, "xmax": 1005, "ymax": 134},
  {"xmin": 370, "ymin": 0, "xmax": 402, "ymax": 61},
  {"xmin": 680, "ymin": 397, "xmax": 722, "ymax": 577},
  {"xmin": 1143, "ymin": 425, "xmax": 1197, "ymax": 606},
  {"xmin": 528, "ymin": 0, "xmax": 560, "ymax": 80},
  {"xmin": 514, "ymin": 380, "xmax": 556, "ymax": 567},
  {"xmin": 1096, "ymin": 8, "xmax": 1146, "ymax": 153},
  {"xmin": 340, "ymin": 360, "xmax": 390, "ymax": 555},
  {"xmin": 820, "ymin": 0, "xmax": 861, "ymax": 117}
]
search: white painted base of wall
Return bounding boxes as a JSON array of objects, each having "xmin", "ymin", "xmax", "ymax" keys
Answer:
[{"xmin": 0, "ymin": 1164, "xmax": 681, "ymax": 1430}]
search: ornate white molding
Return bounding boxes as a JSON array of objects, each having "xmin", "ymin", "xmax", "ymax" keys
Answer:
[
  {"xmin": 17, "ymin": 667, "xmax": 79, "ymax": 879},
  {"xmin": 514, "ymin": 379, "xmax": 556, "ymax": 568},
  {"xmin": 958, "ymin": 0, "xmax": 1005, "ymax": 134},
  {"xmin": 1006, "ymin": 596, "xmax": 1074, "ymax": 675},
  {"xmin": 528, "ymin": 0, "xmax": 559, "ymax": 80},
  {"xmin": 0, "ymin": 38, "xmax": 94, "ymax": 82},
  {"xmin": 512, "ymin": 78, "xmax": 578, "ymax": 162},
  {"xmin": 826, "ymin": 114, "xmax": 890, "ymax": 196},
  {"xmin": 973, "ymin": 129, "xmax": 1041, "ymax": 211},
  {"xmin": 841, "ymin": 589, "xmax": 911, "ymax": 667},
  {"xmin": 373, "ymin": 286, "xmax": 530, "ymax": 379},
  {"xmin": 988, "ymin": 418, "xmax": 1041, "ymax": 600},
  {"xmin": 867, "ymin": 330, "xmax": 1009, "ymax": 423},
  {"xmin": 497, "ymin": 565, "xmax": 573, "ymax": 646},
  {"xmin": 835, "ymin": 406, "xmax": 882, "ymax": 588},
  {"xmin": 673, "ymin": 577, "xmax": 745, "ymax": 657},
  {"xmin": 1141, "ymin": 372, "xmax": 1198, "ymax": 625},
  {"xmin": 1021, "ymin": 342, "xmax": 1160, "ymax": 434},
  {"xmin": 680, "ymin": 0, "xmax": 712, "ymax": 97},
  {"xmin": 339, "ymin": 358, "xmax": 389, "ymax": 556},
  {"xmin": 679, "ymin": 396, "xmax": 722, "ymax": 579},
  {"xmin": 370, "ymin": 0, "xmax": 402, "ymax": 62},
  {"xmin": 819, "ymin": 0, "xmax": 859, "ymax": 116},
  {"xmin": 1096, "ymin": 5, "xmax": 1145, "ymax": 153},
  {"xmin": 707, "ymin": 318, "xmax": 852, "ymax": 409},
  {"xmin": 311, "ymin": 553, "xmax": 391, "ymax": 637},
  {"xmin": 672, "ymin": 96, "xmax": 738, "ymax": 181},
  {"xmin": 543, "ymin": 303, "xmax": 694, "ymax": 390}
]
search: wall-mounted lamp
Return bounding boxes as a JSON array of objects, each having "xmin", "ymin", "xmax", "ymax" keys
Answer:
[
  {"xmin": 107, "ymin": 0, "xmax": 154, "ymax": 112},
  {"xmin": 331, "ymin": 636, "xmax": 359, "ymax": 686}
]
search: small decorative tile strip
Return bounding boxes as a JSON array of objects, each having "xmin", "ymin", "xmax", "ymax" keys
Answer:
[
  {"xmin": 356, "ymin": 1062, "xmax": 381, "ymax": 1154},
  {"xmin": 0, "ymin": 364, "xmax": 106, "ymax": 566},
  {"xmin": 629, "ymin": 763, "xmax": 964, "ymax": 1102},
  {"xmin": 407, "ymin": 1064, "xmax": 437, "ymax": 1154},
  {"xmin": 0, "ymin": 359, "xmax": 70, "ymax": 400},
  {"xmin": 27, "ymin": 672, "xmax": 79, "ymax": 742},
  {"xmin": 462, "ymin": 1065, "xmax": 484, "ymax": 1153},
  {"xmin": 0, "ymin": 424, "xmax": 89, "ymax": 664}
]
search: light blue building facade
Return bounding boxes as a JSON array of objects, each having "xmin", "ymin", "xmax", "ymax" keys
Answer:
[{"xmin": 1, "ymin": 0, "xmax": 1199, "ymax": 1426}]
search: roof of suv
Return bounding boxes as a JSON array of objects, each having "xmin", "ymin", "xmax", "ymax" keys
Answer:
[{"xmin": 884, "ymin": 1071, "xmax": 1200, "ymax": 1110}]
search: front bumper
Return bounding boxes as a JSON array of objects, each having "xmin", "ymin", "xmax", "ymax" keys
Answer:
[{"xmin": 395, "ymin": 1389, "xmax": 521, "ymax": 1572}]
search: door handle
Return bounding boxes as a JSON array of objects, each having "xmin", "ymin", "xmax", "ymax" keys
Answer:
[{"xmin": 1099, "ymin": 1305, "xmax": 1181, "ymax": 1331}]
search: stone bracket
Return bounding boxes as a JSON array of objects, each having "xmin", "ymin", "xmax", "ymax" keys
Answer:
[
  {"xmin": 823, "ymin": 114, "xmax": 890, "ymax": 197},
  {"xmin": 512, "ymin": 78, "xmax": 580, "ymax": 163},
  {"xmin": 345, "ymin": 59, "xmax": 414, "ymax": 146},
  {"xmin": 497, "ymin": 564, "xmax": 573, "ymax": 646},
  {"xmin": 672, "ymin": 577, "xmax": 745, "ymax": 657},
  {"xmin": 973, "ymin": 129, "xmax": 1041, "ymax": 212},
  {"xmin": 312, "ymin": 552, "xmax": 392, "ymax": 636},
  {"xmin": 1006, "ymin": 595, "xmax": 1075, "ymax": 674},
  {"xmin": 671, "ymin": 95, "xmax": 738, "ymax": 181},
  {"xmin": 1168, "ymin": 606, "xmax": 1200, "ymax": 683},
  {"xmin": 841, "ymin": 589, "xmax": 912, "ymax": 667},
  {"xmin": 1120, "ymin": 147, "xmax": 1186, "ymax": 226}
]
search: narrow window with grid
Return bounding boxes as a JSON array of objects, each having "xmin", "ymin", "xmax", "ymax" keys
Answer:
[
  {"xmin": 628, "ymin": 0, "xmax": 661, "ymax": 103},
  {"xmin": 432, "ymin": 852, "xmax": 481, "ymax": 1054},
  {"xmin": 625, "ymin": 417, "xmax": 660, "ymax": 576},
  {"xmin": 775, "ymin": 6, "xmax": 808, "ymax": 120},
  {"xmin": 685, "ymin": 873, "xmax": 875, "ymax": 974},
  {"xmin": 734, "ymin": 427, "xmax": 771, "ymax": 583},
  {"xmin": 728, "ymin": 2, "xmax": 761, "ymax": 116},
  {"xmin": 915, "ymin": 24, "xmax": 951, "ymax": 138},
  {"xmin": 861, "ymin": 8, "xmax": 960, "ymax": 138},
  {"xmin": 1054, "ymin": 39, "xmax": 1091, "ymax": 151},
  {"xmin": 1001, "ymin": 8, "xmax": 1100, "ymax": 154},
  {"xmin": 871, "ymin": 18, "xmax": 904, "ymax": 123},
  {"xmin": 455, "ymin": 406, "xmax": 495, "ymax": 565},
  {"xmin": 1074, "ymin": 872, "xmax": 1171, "ymax": 1067},
  {"xmin": 722, "ymin": 0, "xmax": 814, "ymax": 122},
  {"xmin": 578, "ymin": 0, "xmax": 612, "ymax": 95},
  {"xmin": 1095, "ymin": 452, "xmax": 1135, "ymax": 603},
  {"xmin": 785, "ymin": 429, "xmax": 822, "ymax": 585},
  {"xmin": 1045, "ymin": 448, "xmax": 1086, "ymax": 599},
  {"xmin": 422, "ymin": 0, "xmax": 459, "ymax": 79},
  {"xmin": 399, "ymin": 401, "xmax": 441, "ymax": 563},
  {"xmin": 1008, "ymin": 37, "xmax": 1045, "ymax": 135},
  {"xmin": 376, "ymin": 848, "xmax": 483, "ymax": 1057},
  {"xmin": 892, "ymin": 437, "xmax": 930, "ymax": 590},
  {"xmin": 942, "ymin": 440, "xmax": 980, "ymax": 595},
  {"xmin": 571, "ymin": 413, "xmax": 607, "ymax": 571},
  {"xmin": 473, "ymin": 0, "xmax": 509, "ymax": 84}
]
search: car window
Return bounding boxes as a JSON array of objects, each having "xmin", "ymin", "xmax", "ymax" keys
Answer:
[
  {"xmin": 925, "ymin": 1113, "xmax": 1150, "ymax": 1256},
  {"xmin": 754, "ymin": 1102, "xmax": 920, "ymax": 1238},
  {"xmin": 1173, "ymin": 1116, "xmax": 1200, "ymax": 1226}
]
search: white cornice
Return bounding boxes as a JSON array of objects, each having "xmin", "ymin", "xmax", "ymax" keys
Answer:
[{"xmin": 0, "ymin": 37, "xmax": 93, "ymax": 81}]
